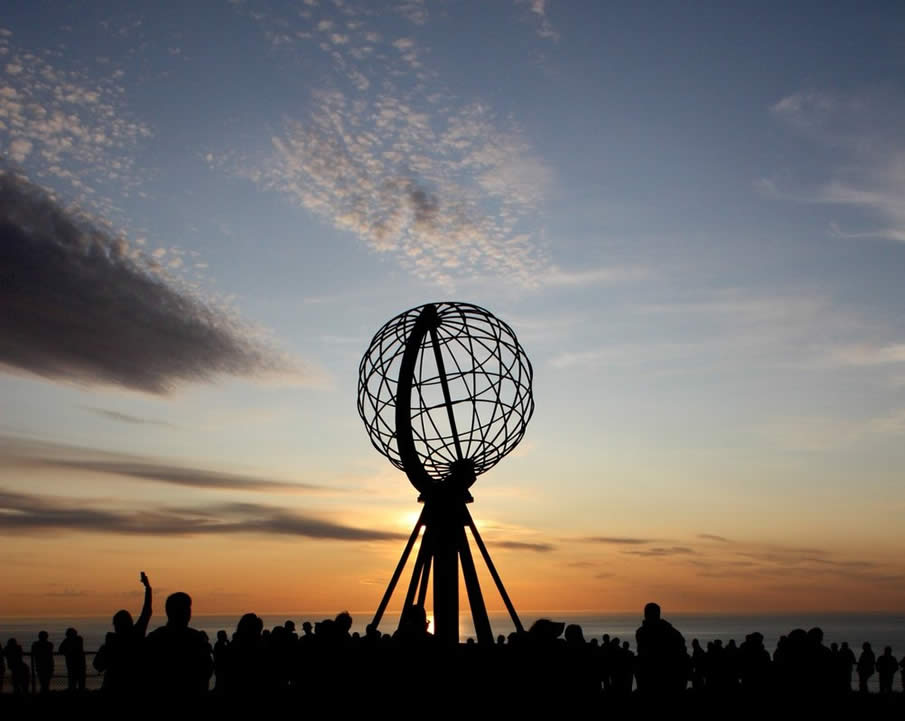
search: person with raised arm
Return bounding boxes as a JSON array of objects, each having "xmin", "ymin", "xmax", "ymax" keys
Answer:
[{"xmin": 94, "ymin": 571, "xmax": 153, "ymax": 694}]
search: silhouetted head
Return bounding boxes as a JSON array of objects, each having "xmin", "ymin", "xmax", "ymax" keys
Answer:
[
  {"xmin": 497, "ymin": 634, "xmax": 505, "ymax": 645},
  {"xmin": 164, "ymin": 592, "xmax": 192, "ymax": 628},
  {"xmin": 831, "ymin": 642, "xmax": 839, "ymax": 652},
  {"xmin": 529, "ymin": 619, "xmax": 565, "ymax": 642},
  {"xmin": 564, "ymin": 624, "xmax": 585, "ymax": 645},
  {"xmin": 113, "ymin": 609, "xmax": 134, "ymax": 634},
  {"xmin": 863, "ymin": 642, "xmax": 872, "ymax": 651},
  {"xmin": 334, "ymin": 611, "xmax": 353, "ymax": 635},
  {"xmin": 644, "ymin": 602, "xmax": 661, "ymax": 622},
  {"xmin": 399, "ymin": 604, "xmax": 428, "ymax": 636},
  {"xmin": 807, "ymin": 627, "xmax": 824, "ymax": 645},
  {"xmin": 216, "ymin": 630, "xmax": 228, "ymax": 643},
  {"xmin": 284, "ymin": 620, "xmax": 296, "ymax": 633},
  {"xmin": 885, "ymin": 646, "xmax": 893, "ymax": 655},
  {"xmin": 692, "ymin": 638, "xmax": 701, "ymax": 650},
  {"xmin": 65, "ymin": 628, "xmax": 77, "ymax": 639},
  {"xmin": 236, "ymin": 613, "xmax": 262, "ymax": 640},
  {"xmin": 602, "ymin": 634, "xmax": 610, "ymax": 644},
  {"xmin": 622, "ymin": 641, "xmax": 630, "ymax": 651},
  {"xmin": 841, "ymin": 642, "xmax": 849, "ymax": 650},
  {"xmin": 302, "ymin": 621, "xmax": 313, "ymax": 635}
]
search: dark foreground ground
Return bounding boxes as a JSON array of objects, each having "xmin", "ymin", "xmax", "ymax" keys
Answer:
[{"xmin": 2, "ymin": 688, "xmax": 905, "ymax": 718}]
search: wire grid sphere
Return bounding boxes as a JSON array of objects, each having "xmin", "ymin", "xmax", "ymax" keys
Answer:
[{"xmin": 358, "ymin": 302, "xmax": 534, "ymax": 485}]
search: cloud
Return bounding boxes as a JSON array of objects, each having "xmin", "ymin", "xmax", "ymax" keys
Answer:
[
  {"xmin": 769, "ymin": 90, "xmax": 905, "ymax": 244},
  {"xmin": 81, "ymin": 407, "xmax": 173, "ymax": 426},
  {"xmin": 0, "ymin": 435, "xmax": 330, "ymax": 494},
  {"xmin": 515, "ymin": 0, "xmax": 559, "ymax": 41},
  {"xmin": 0, "ymin": 173, "xmax": 297, "ymax": 394},
  {"xmin": 541, "ymin": 265, "xmax": 650, "ymax": 288},
  {"xmin": 698, "ymin": 534, "xmax": 730, "ymax": 543},
  {"xmin": 827, "ymin": 343, "xmax": 905, "ymax": 366},
  {"xmin": 0, "ymin": 488, "xmax": 403, "ymax": 541},
  {"xmin": 578, "ymin": 536, "xmax": 655, "ymax": 545},
  {"xmin": 624, "ymin": 546, "xmax": 695, "ymax": 557},
  {"xmin": 220, "ymin": 2, "xmax": 556, "ymax": 288},
  {"xmin": 0, "ymin": 32, "xmax": 151, "ymax": 218},
  {"xmin": 7, "ymin": 137, "xmax": 31, "ymax": 162},
  {"xmin": 493, "ymin": 540, "xmax": 555, "ymax": 553},
  {"xmin": 243, "ymin": 96, "xmax": 551, "ymax": 287},
  {"xmin": 829, "ymin": 221, "xmax": 905, "ymax": 243}
]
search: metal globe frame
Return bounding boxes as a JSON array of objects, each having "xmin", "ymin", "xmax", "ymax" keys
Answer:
[{"xmin": 357, "ymin": 302, "xmax": 535, "ymax": 646}]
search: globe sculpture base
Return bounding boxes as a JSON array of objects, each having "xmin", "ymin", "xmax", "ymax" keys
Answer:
[{"xmin": 370, "ymin": 474, "xmax": 524, "ymax": 646}]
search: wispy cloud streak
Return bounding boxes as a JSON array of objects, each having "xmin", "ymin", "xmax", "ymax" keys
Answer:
[
  {"xmin": 0, "ymin": 436, "xmax": 328, "ymax": 494},
  {"xmin": 0, "ymin": 488, "xmax": 401, "ymax": 541}
]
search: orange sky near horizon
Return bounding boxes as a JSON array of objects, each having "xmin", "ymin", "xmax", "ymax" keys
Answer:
[{"xmin": 3, "ymin": 514, "xmax": 904, "ymax": 618}]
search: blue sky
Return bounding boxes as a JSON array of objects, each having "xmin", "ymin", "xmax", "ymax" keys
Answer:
[{"xmin": 2, "ymin": 1, "xmax": 905, "ymax": 614}]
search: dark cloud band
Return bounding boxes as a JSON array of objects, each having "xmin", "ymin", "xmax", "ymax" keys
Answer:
[
  {"xmin": 0, "ymin": 172, "xmax": 289, "ymax": 393},
  {"xmin": 0, "ymin": 488, "xmax": 401, "ymax": 542},
  {"xmin": 1, "ymin": 436, "xmax": 327, "ymax": 494}
]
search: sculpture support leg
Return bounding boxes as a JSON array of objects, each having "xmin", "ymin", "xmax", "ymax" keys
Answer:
[
  {"xmin": 417, "ymin": 549, "xmax": 432, "ymax": 607},
  {"xmin": 432, "ymin": 499, "xmax": 459, "ymax": 647},
  {"xmin": 371, "ymin": 506, "xmax": 426, "ymax": 630},
  {"xmin": 403, "ymin": 523, "xmax": 432, "ymax": 609},
  {"xmin": 465, "ymin": 507, "xmax": 524, "ymax": 634},
  {"xmin": 459, "ymin": 523, "xmax": 493, "ymax": 645}
]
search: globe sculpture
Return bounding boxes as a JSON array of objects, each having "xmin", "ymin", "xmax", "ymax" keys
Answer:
[{"xmin": 358, "ymin": 302, "xmax": 535, "ymax": 646}]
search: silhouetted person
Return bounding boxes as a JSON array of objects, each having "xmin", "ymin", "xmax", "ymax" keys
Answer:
[
  {"xmin": 31, "ymin": 630, "xmax": 54, "ymax": 693},
  {"xmin": 396, "ymin": 604, "xmax": 432, "ymax": 646},
  {"xmin": 4, "ymin": 638, "xmax": 29, "ymax": 694},
  {"xmin": 738, "ymin": 632, "xmax": 770, "ymax": 692},
  {"xmin": 222, "ymin": 612, "xmax": 264, "ymax": 695},
  {"xmin": 59, "ymin": 627, "xmax": 86, "ymax": 692},
  {"xmin": 213, "ymin": 630, "xmax": 229, "ymax": 692},
  {"xmin": 690, "ymin": 638, "xmax": 706, "ymax": 690},
  {"xmin": 0, "ymin": 641, "xmax": 5, "ymax": 693},
  {"xmin": 635, "ymin": 602, "xmax": 688, "ymax": 696},
  {"xmin": 876, "ymin": 646, "xmax": 897, "ymax": 695},
  {"xmin": 94, "ymin": 571, "xmax": 153, "ymax": 694},
  {"xmin": 145, "ymin": 591, "xmax": 213, "ymax": 696},
  {"xmin": 839, "ymin": 641, "xmax": 855, "ymax": 692},
  {"xmin": 857, "ymin": 642, "xmax": 875, "ymax": 693}
]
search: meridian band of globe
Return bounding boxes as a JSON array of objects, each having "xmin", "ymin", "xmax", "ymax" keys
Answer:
[{"xmin": 357, "ymin": 302, "xmax": 535, "ymax": 492}]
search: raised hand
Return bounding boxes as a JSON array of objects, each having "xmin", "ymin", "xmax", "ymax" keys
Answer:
[{"xmin": 140, "ymin": 571, "xmax": 150, "ymax": 588}]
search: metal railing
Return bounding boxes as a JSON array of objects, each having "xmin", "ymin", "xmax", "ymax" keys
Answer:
[{"xmin": 0, "ymin": 652, "xmax": 102, "ymax": 694}]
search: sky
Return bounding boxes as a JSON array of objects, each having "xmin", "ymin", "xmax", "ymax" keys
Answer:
[{"xmin": 2, "ymin": 0, "xmax": 905, "ymax": 619}]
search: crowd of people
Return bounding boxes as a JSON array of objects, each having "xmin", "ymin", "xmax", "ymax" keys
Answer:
[{"xmin": 3, "ymin": 576, "xmax": 905, "ymax": 707}]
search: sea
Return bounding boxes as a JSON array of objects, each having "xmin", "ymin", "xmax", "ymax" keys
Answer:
[{"xmin": 3, "ymin": 612, "xmax": 903, "ymax": 693}]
